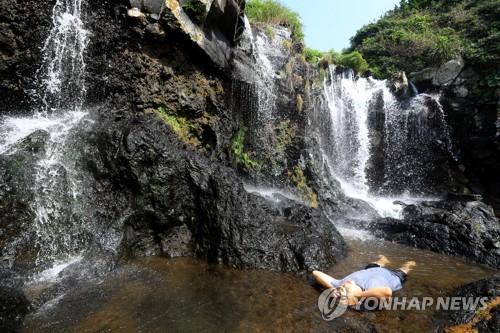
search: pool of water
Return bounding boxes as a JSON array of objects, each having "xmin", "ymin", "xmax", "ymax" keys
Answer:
[{"xmin": 21, "ymin": 230, "xmax": 498, "ymax": 333}]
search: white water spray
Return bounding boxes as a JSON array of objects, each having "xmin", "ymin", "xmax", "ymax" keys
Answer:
[
  {"xmin": 38, "ymin": 0, "xmax": 89, "ymax": 113},
  {"xmin": 0, "ymin": 0, "xmax": 91, "ymax": 269},
  {"xmin": 318, "ymin": 66, "xmax": 448, "ymax": 217}
]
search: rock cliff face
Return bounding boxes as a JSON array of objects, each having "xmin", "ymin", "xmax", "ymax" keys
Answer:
[
  {"xmin": 0, "ymin": 0, "xmax": 346, "ymax": 274},
  {"xmin": 409, "ymin": 59, "xmax": 500, "ymax": 216},
  {"xmin": 0, "ymin": 0, "xmax": 498, "ymax": 277}
]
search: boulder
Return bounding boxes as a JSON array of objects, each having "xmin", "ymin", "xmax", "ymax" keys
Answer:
[
  {"xmin": 433, "ymin": 57, "xmax": 465, "ymax": 86},
  {"xmin": 0, "ymin": 286, "xmax": 30, "ymax": 332},
  {"xmin": 126, "ymin": 0, "xmax": 245, "ymax": 70},
  {"xmin": 80, "ymin": 110, "xmax": 347, "ymax": 271},
  {"xmin": 409, "ymin": 57, "xmax": 465, "ymax": 89},
  {"xmin": 387, "ymin": 71, "xmax": 410, "ymax": 99},
  {"xmin": 364, "ymin": 200, "xmax": 500, "ymax": 268},
  {"xmin": 435, "ymin": 275, "xmax": 500, "ymax": 333}
]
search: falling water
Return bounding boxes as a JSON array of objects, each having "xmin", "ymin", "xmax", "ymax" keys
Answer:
[
  {"xmin": 38, "ymin": 0, "xmax": 89, "ymax": 113},
  {"xmin": 317, "ymin": 65, "xmax": 452, "ymax": 217},
  {"xmin": 32, "ymin": 0, "xmax": 91, "ymax": 265},
  {"xmin": 0, "ymin": 0, "xmax": 91, "ymax": 269},
  {"xmin": 321, "ymin": 68, "xmax": 389, "ymax": 195},
  {"xmin": 232, "ymin": 20, "xmax": 290, "ymax": 122}
]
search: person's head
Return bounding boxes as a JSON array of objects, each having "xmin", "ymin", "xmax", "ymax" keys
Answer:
[{"xmin": 340, "ymin": 280, "xmax": 362, "ymax": 305}]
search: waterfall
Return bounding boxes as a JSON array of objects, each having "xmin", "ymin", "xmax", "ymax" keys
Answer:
[
  {"xmin": 321, "ymin": 68, "xmax": 388, "ymax": 195},
  {"xmin": 0, "ymin": 0, "xmax": 91, "ymax": 269},
  {"xmin": 316, "ymin": 65, "xmax": 453, "ymax": 217},
  {"xmin": 232, "ymin": 20, "xmax": 290, "ymax": 122},
  {"xmin": 38, "ymin": 0, "xmax": 89, "ymax": 113}
]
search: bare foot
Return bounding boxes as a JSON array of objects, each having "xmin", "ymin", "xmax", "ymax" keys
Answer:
[
  {"xmin": 399, "ymin": 261, "xmax": 416, "ymax": 274},
  {"xmin": 374, "ymin": 254, "xmax": 390, "ymax": 267}
]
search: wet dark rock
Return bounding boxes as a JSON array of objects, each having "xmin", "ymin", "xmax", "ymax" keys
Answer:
[
  {"xmin": 435, "ymin": 275, "xmax": 500, "ymax": 333},
  {"xmin": 366, "ymin": 201, "xmax": 500, "ymax": 268},
  {"xmin": 409, "ymin": 59, "xmax": 499, "ymax": 217},
  {"xmin": 387, "ymin": 71, "xmax": 410, "ymax": 99},
  {"xmin": 0, "ymin": 285, "xmax": 30, "ymax": 333},
  {"xmin": 79, "ymin": 110, "xmax": 346, "ymax": 271},
  {"xmin": 447, "ymin": 192, "xmax": 483, "ymax": 202},
  {"xmin": 0, "ymin": 0, "xmax": 53, "ymax": 114},
  {"xmin": 0, "ymin": 145, "xmax": 41, "ymax": 273}
]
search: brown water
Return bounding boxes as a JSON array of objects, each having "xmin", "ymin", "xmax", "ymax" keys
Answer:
[{"xmin": 22, "ymin": 231, "xmax": 498, "ymax": 333}]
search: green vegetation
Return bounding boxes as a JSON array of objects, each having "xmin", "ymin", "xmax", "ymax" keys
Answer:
[
  {"xmin": 348, "ymin": 0, "xmax": 500, "ymax": 77},
  {"xmin": 288, "ymin": 167, "xmax": 318, "ymax": 208},
  {"xmin": 155, "ymin": 107, "xmax": 214, "ymax": 152},
  {"xmin": 273, "ymin": 120, "xmax": 297, "ymax": 149},
  {"xmin": 231, "ymin": 126, "xmax": 261, "ymax": 171},
  {"xmin": 245, "ymin": 0, "xmax": 304, "ymax": 43},
  {"xmin": 303, "ymin": 47, "xmax": 324, "ymax": 65},
  {"xmin": 303, "ymin": 47, "xmax": 370, "ymax": 74},
  {"xmin": 156, "ymin": 107, "xmax": 201, "ymax": 147},
  {"xmin": 182, "ymin": 1, "xmax": 207, "ymax": 23}
]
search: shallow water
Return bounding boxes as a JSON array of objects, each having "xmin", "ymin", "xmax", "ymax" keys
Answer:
[{"xmin": 22, "ymin": 231, "xmax": 498, "ymax": 333}]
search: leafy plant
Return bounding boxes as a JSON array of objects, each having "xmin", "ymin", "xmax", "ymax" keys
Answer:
[
  {"xmin": 231, "ymin": 126, "xmax": 261, "ymax": 171},
  {"xmin": 348, "ymin": 0, "xmax": 499, "ymax": 77},
  {"xmin": 182, "ymin": 1, "xmax": 206, "ymax": 24},
  {"xmin": 245, "ymin": 0, "xmax": 304, "ymax": 44},
  {"xmin": 156, "ymin": 107, "xmax": 201, "ymax": 147},
  {"xmin": 288, "ymin": 167, "xmax": 318, "ymax": 208},
  {"xmin": 337, "ymin": 51, "xmax": 369, "ymax": 73},
  {"xmin": 303, "ymin": 47, "xmax": 324, "ymax": 65}
]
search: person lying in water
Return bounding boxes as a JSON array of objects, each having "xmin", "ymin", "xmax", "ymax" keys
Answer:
[{"xmin": 312, "ymin": 255, "xmax": 416, "ymax": 305}]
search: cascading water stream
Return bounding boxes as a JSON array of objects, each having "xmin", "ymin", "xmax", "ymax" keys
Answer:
[
  {"xmin": 31, "ymin": 0, "xmax": 90, "ymax": 266},
  {"xmin": 317, "ymin": 65, "xmax": 453, "ymax": 218},
  {"xmin": 38, "ymin": 0, "xmax": 89, "ymax": 113},
  {"xmin": 232, "ymin": 18, "xmax": 290, "ymax": 123},
  {"xmin": 322, "ymin": 68, "xmax": 385, "ymax": 196},
  {"xmin": 0, "ymin": 0, "xmax": 91, "ymax": 270}
]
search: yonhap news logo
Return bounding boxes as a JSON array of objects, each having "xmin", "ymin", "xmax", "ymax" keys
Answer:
[
  {"xmin": 318, "ymin": 292, "xmax": 490, "ymax": 320},
  {"xmin": 317, "ymin": 288, "xmax": 348, "ymax": 320}
]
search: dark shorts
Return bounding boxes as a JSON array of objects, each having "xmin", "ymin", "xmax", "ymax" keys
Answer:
[{"xmin": 365, "ymin": 263, "xmax": 408, "ymax": 285}]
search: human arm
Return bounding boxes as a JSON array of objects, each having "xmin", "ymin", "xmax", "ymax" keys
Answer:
[{"xmin": 345, "ymin": 286, "xmax": 392, "ymax": 305}]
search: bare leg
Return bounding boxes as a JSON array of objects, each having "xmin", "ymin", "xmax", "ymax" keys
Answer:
[
  {"xmin": 399, "ymin": 261, "xmax": 416, "ymax": 274},
  {"xmin": 373, "ymin": 254, "xmax": 390, "ymax": 267},
  {"xmin": 312, "ymin": 271, "xmax": 336, "ymax": 289}
]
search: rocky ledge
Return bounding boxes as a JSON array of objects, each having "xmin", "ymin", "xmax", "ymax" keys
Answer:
[
  {"xmin": 78, "ymin": 110, "xmax": 347, "ymax": 271},
  {"xmin": 356, "ymin": 200, "xmax": 500, "ymax": 268},
  {"xmin": 435, "ymin": 275, "xmax": 500, "ymax": 333}
]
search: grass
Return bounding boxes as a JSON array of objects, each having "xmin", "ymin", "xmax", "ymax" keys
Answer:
[
  {"xmin": 245, "ymin": 0, "xmax": 304, "ymax": 44},
  {"xmin": 288, "ymin": 167, "xmax": 318, "ymax": 208},
  {"xmin": 155, "ymin": 106, "xmax": 201, "ymax": 148},
  {"xmin": 231, "ymin": 126, "xmax": 261, "ymax": 171}
]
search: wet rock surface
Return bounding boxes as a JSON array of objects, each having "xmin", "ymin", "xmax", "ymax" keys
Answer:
[
  {"xmin": 363, "ymin": 200, "xmax": 500, "ymax": 268},
  {"xmin": 0, "ymin": 285, "xmax": 30, "ymax": 333},
  {"xmin": 435, "ymin": 275, "xmax": 500, "ymax": 333},
  {"xmin": 79, "ymin": 110, "xmax": 346, "ymax": 271},
  {"xmin": 409, "ymin": 59, "xmax": 500, "ymax": 217}
]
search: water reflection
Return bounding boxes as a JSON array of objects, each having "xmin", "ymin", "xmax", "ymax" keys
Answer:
[{"xmin": 22, "ymin": 237, "xmax": 498, "ymax": 333}]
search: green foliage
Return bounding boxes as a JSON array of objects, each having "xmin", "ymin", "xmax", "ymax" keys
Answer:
[
  {"xmin": 245, "ymin": 0, "xmax": 304, "ymax": 43},
  {"xmin": 337, "ymin": 51, "xmax": 369, "ymax": 73},
  {"xmin": 156, "ymin": 107, "xmax": 201, "ymax": 148},
  {"xmin": 273, "ymin": 120, "xmax": 297, "ymax": 149},
  {"xmin": 303, "ymin": 47, "xmax": 324, "ymax": 65},
  {"xmin": 182, "ymin": 1, "xmax": 206, "ymax": 24},
  {"xmin": 264, "ymin": 26, "xmax": 276, "ymax": 39},
  {"xmin": 231, "ymin": 126, "xmax": 261, "ymax": 171},
  {"xmin": 349, "ymin": 0, "xmax": 499, "ymax": 77},
  {"xmin": 467, "ymin": 71, "xmax": 500, "ymax": 105},
  {"xmin": 288, "ymin": 167, "xmax": 318, "ymax": 208},
  {"xmin": 282, "ymin": 39, "xmax": 292, "ymax": 51}
]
